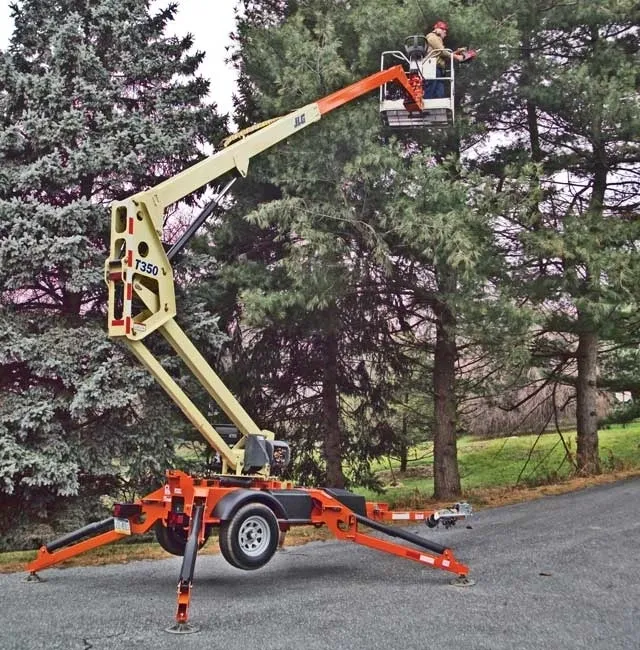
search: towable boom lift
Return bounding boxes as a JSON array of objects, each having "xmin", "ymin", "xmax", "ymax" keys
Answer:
[{"xmin": 26, "ymin": 41, "xmax": 473, "ymax": 632}]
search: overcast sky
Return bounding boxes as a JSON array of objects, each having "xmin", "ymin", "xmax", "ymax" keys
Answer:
[{"xmin": 0, "ymin": 0, "xmax": 239, "ymax": 116}]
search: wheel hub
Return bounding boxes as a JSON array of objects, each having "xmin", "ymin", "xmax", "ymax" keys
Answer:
[{"xmin": 238, "ymin": 515, "xmax": 270, "ymax": 557}]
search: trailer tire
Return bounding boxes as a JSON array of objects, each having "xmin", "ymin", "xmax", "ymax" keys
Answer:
[
  {"xmin": 154, "ymin": 522, "xmax": 209, "ymax": 556},
  {"xmin": 219, "ymin": 502, "xmax": 279, "ymax": 570}
]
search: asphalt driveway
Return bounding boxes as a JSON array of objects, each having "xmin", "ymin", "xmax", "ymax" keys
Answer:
[{"xmin": 1, "ymin": 478, "xmax": 639, "ymax": 650}]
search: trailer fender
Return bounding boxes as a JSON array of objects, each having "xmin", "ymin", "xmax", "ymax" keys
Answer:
[{"xmin": 212, "ymin": 489, "xmax": 287, "ymax": 522}]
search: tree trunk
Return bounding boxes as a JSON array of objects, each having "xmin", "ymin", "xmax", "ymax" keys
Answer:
[
  {"xmin": 399, "ymin": 408, "xmax": 408, "ymax": 474},
  {"xmin": 432, "ymin": 269, "xmax": 461, "ymax": 499},
  {"xmin": 575, "ymin": 324, "xmax": 600, "ymax": 475},
  {"xmin": 322, "ymin": 325, "xmax": 345, "ymax": 488},
  {"xmin": 574, "ymin": 114, "xmax": 606, "ymax": 476}
]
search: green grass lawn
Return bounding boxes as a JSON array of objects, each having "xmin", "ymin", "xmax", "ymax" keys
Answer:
[
  {"xmin": 3, "ymin": 423, "xmax": 639, "ymax": 571},
  {"xmin": 356, "ymin": 422, "xmax": 640, "ymax": 507}
]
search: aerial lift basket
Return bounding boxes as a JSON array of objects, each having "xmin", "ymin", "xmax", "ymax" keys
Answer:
[{"xmin": 380, "ymin": 35, "xmax": 455, "ymax": 128}]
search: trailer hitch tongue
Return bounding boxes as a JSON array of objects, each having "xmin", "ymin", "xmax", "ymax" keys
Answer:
[{"xmin": 426, "ymin": 502, "xmax": 472, "ymax": 529}]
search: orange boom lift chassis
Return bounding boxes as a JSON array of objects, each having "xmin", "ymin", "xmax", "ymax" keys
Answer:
[{"xmin": 26, "ymin": 40, "xmax": 473, "ymax": 633}]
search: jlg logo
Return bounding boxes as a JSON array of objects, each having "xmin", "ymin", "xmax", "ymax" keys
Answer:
[{"xmin": 294, "ymin": 113, "xmax": 306, "ymax": 128}]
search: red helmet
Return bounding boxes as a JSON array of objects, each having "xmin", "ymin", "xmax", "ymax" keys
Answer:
[{"xmin": 433, "ymin": 21, "xmax": 449, "ymax": 31}]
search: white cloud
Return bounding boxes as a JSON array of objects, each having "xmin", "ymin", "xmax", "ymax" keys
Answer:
[
  {"xmin": 0, "ymin": 1, "xmax": 12, "ymax": 48},
  {"xmin": 163, "ymin": 0, "xmax": 239, "ymax": 116},
  {"xmin": 0, "ymin": 0, "xmax": 238, "ymax": 116}
]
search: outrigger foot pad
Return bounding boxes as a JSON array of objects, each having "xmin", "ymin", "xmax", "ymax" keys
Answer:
[
  {"xmin": 25, "ymin": 572, "xmax": 44, "ymax": 583},
  {"xmin": 451, "ymin": 575, "xmax": 475, "ymax": 587},
  {"xmin": 166, "ymin": 622, "xmax": 200, "ymax": 634}
]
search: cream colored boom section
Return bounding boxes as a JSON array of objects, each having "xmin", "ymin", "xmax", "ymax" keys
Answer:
[
  {"xmin": 160, "ymin": 318, "xmax": 267, "ymax": 442},
  {"xmin": 106, "ymin": 65, "xmax": 422, "ymax": 473},
  {"xmin": 105, "ymin": 106, "xmax": 322, "ymax": 467},
  {"xmin": 135, "ymin": 104, "xmax": 321, "ymax": 232},
  {"xmin": 124, "ymin": 63, "xmax": 422, "ymax": 230},
  {"xmin": 126, "ymin": 334, "xmax": 245, "ymax": 474}
]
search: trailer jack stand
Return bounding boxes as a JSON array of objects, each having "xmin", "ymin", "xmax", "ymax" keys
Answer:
[
  {"xmin": 450, "ymin": 574, "xmax": 475, "ymax": 587},
  {"xmin": 166, "ymin": 621, "xmax": 199, "ymax": 635},
  {"xmin": 25, "ymin": 572, "xmax": 44, "ymax": 583},
  {"xmin": 166, "ymin": 503, "xmax": 205, "ymax": 634}
]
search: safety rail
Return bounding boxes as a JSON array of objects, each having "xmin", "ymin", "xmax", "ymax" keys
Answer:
[{"xmin": 379, "ymin": 44, "xmax": 455, "ymax": 127}]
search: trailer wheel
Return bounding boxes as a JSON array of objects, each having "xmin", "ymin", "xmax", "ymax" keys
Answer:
[
  {"xmin": 219, "ymin": 502, "xmax": 279, "ymax": 570},
  {"xmin": 154, "ymin": 522, "xmax": 209, "ymax": 557}
]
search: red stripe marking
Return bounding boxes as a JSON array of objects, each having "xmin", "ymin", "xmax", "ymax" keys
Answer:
[
  {"xmin": 127, "ymin": 250, "xmax": 133, "ymax": 266},
  {"xmin": 111, "ymin": 319, "xmax": 125, "ymax": 326},
  {"xmin": 125, "ymin": 317, "xmax": 131, "ymax": 334},
  {"xmin": 126, "ymin": 284, "xmax": 132, "ymax": 300},
  {"xmin": 128, "ymin": 218, "xmax": 134, "ymax": 234}
]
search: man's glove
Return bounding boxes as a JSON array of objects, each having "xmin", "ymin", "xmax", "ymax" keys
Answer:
[{"xmin": 458, "ymin": 48, "xmax": 478, "ymax": 63}]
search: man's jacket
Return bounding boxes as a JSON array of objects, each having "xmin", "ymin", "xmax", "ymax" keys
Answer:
[{"xmin": 426, "ymin": 31, "xmax": 452, "ymax": 69}]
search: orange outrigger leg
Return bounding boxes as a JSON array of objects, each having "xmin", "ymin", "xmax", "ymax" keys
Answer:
[{"xmin": 26, "ymin": 475, "xmax": 472, "ymax": 631}]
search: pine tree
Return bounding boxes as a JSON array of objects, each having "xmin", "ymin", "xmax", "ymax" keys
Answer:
[
  {"xmin": 481, "ymin": 0, "xmax": 640, "ymax": 475},
  {"xmin": 221, "ymin": 0, "xmax": 419, "ymax": 487},
  {"xmin": 222, "ymin": 0, "xmax": 521, "ymax": 498},
  {"xmin": 0, "ymin": 0, "xmax": 226, "ymax": 547}
]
